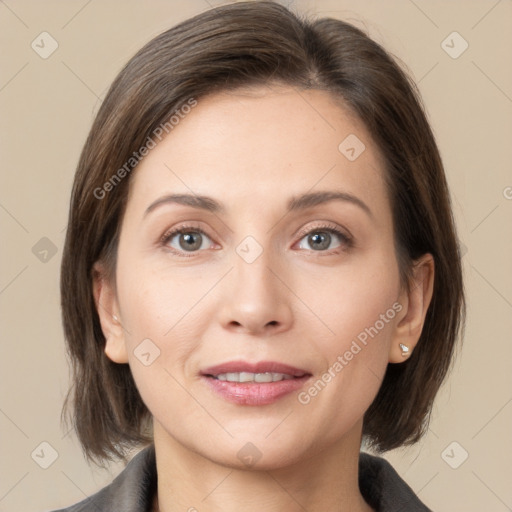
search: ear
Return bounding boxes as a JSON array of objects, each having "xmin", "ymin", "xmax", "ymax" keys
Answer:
[
  {"xmin": 92, "ymin": 262, "xmax": 129, "ymax": 364},
  {"xmin": 389, "ymin": 253, "xmax": 435, "ymax": 363}
]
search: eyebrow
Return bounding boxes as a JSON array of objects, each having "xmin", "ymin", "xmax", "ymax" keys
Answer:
[
  {"xmin": 143, "ymin": 190, "xmax": 373, "ymax": 219},
  {"xmin": 288, "ymin": 191, "xmax": 372, "ymax": 218}
]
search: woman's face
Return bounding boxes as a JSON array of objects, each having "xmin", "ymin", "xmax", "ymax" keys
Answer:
[{"xmin": 102, "ymin": 86, "xmax": 408, "ymax": 468}]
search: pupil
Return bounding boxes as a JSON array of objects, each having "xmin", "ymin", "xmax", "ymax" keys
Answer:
[
  {"xmin": 180, "ymin": 232, "xmax": 202, "ymax": 251},
  {"xmin": 309, "ymin": 232, "xmax": 330, "ymax": 250}
]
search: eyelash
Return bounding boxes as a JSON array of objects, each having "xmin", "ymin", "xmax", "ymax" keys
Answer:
[{"xmin": 159, "ymin": 222, "xmax": 353, "ymax": 258}]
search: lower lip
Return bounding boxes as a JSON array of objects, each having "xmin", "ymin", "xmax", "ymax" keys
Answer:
[{"xmin": 202, "ymin": 375, "xmax": 310, "ymax": 405}]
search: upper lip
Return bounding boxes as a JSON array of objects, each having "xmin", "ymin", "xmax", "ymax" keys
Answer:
[{"xmin": 201, "ymin": 360, "xmax": 310, "ymax": 377}]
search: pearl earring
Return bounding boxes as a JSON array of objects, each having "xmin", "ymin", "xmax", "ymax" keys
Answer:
[{"xmin": 399, "ymin": 343, "xmax": 410, "ymax": 357}]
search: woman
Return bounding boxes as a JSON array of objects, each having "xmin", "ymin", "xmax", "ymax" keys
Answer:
[{"xmin": 56, "ymin": 2, "xmax": 464, "ymax": 511}]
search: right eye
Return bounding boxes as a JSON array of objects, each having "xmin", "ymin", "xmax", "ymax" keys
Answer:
[{"xmin": 160, "ymin": 224, "xmax": 216, "ymax": 256}]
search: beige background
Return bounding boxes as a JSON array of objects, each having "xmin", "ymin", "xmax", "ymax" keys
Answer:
[{"xmin": 1, "ymin": 0, "xmax": 511, "ymax": 510}]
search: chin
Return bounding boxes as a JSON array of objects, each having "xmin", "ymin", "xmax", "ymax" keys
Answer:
[{"xmin": 195, "ymin": 434, "xmax": 315, "ymax": 472}]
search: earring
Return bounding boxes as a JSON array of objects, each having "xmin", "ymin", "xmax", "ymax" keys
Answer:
[
  {"xmin": 113, "ymin": 314, "xmax": 119, "ymax": 322},
  {"xmin": 399, "ymin": 343, "xmax": 410, "ymax": 357}
]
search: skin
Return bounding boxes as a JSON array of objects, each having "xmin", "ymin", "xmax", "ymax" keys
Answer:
[{"xmin": 93, "ymin": 85, "xmax": 434, "ymax": 512}]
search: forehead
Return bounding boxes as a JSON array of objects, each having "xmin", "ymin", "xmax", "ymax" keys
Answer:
[{"xmin": 128, "ymin": 85, "xmax": 388, "ymax": 215}]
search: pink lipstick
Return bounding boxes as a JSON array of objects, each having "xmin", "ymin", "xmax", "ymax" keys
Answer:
[{"xmin": 200, "ymin": 360, "xmax": 311, "ymax": 405}]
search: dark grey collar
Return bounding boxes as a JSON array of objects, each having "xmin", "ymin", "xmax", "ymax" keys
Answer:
[{"xmin": 358, "ymin": 451, "xmax": 432, "ymax": 511}]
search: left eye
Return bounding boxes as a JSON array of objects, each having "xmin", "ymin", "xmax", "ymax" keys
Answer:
[{"xmin": 296, "ymin": 228, "xmax": 348, "ymax": 252}]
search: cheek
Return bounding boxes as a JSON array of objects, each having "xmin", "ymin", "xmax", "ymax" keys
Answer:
[
  {"xmin": 297, "ymin": 250, "xmax": 401, "ymax": 408},
  {"xmin": 301, "ymin": 248, "xmax": 400, "ymax": 353},
  {"xmin": 117, "ymin": 259, "xmax": 210, "ymax": 342},
  {"xmin": 115, "ymin": 261, "xmax": 215, "ymax": 390},
  {"xmin": 116, "ymin": 267, "xmax": 210, "ymax": 424}
]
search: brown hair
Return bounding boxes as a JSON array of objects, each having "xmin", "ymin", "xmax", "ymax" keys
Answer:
[{"xmin": 60, "ymin": 0, "xmax": 465, "ymax": 465}]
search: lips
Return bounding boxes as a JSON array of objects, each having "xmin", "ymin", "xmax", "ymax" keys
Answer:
[{"xmin": 200, "ymin": 360, "xmax": 312, "ymax": 406}]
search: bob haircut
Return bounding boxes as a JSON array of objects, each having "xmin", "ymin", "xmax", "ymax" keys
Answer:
[{"xmin": 60, "ymin": 0, "xmax": 465, "ymax": 465}]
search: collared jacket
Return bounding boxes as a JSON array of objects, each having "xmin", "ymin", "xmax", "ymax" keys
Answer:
[{"xmin": 50, "ymin": 444, "xmax": 432, "ymax": 511}]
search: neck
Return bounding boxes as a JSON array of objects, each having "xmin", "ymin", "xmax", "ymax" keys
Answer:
[{"xmin": 152, "ymin": 420, "xmax": 374, "ymax": 512}]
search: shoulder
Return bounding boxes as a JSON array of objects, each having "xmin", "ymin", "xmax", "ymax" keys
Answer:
[
  {"xmin": 359, "ymin": 451, "xmax": 433, "ymax": 512},
  {"xmin": 47, "ymin": 444, "xmax": 157, "ymax": 512}
]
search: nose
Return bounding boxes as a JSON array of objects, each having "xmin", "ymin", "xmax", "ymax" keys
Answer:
[{"xmin": 217, "ymin": 245, "xmax": 294, "ymax": 337}]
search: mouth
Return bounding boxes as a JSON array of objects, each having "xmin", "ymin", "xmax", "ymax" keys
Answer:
[{"xmin": 200, "ymin": 360, "xmax": 312, "ymax": 405}]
